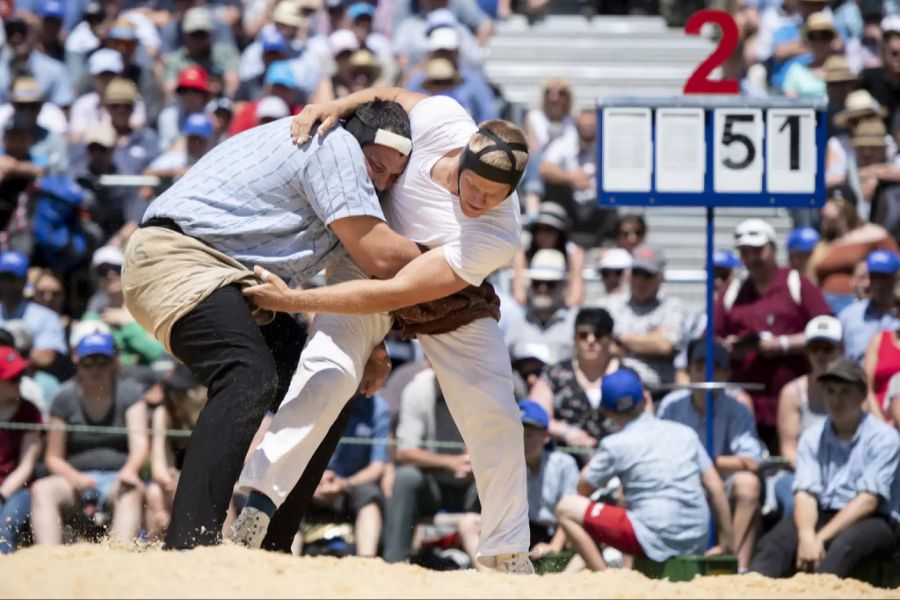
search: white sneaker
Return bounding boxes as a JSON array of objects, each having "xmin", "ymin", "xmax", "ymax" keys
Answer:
[
  {"xmin": 228, "ymin": 506, "xmax": 270, "ymax": 549},
  {"xmin": 494, "ymin": 552, "xmax": 536, "ymax": 574}
]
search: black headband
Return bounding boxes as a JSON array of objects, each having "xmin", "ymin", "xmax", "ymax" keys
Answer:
[
  {"xmin": 459, "ymin": 127, "xmax": 527, "ymax": 189},
  {"xmin": 344, "ymin": 113, "xmax": 411, "ymax": 156}
]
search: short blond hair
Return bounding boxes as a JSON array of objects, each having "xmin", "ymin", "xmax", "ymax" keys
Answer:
[{"xmin": 467, "ymin": 120, "xmax": 529, "ymax": 173}]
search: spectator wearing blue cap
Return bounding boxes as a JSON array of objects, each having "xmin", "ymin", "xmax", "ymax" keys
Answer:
[
  {"xmin": 234, "ymin": 29, "xmax": 290, "ymax": 103},
  {"xmin": 0, "ymin": 251, "xmax": 67, "ymax": 373},
  {"xmin": 713, "ymin": 249, "xmax": 741, "ymax": 298},
  {"xmin": 238, "ymin": 0, "xmax": 315, "ymax": 82},
  {"xmin": 457, "ymin": 400, "xmax": 578, "ymax": 570},
  {"xmin": 30, "ymin": 332, "xmax": 148, "ymax": 548},
  {"xmin": 230, "ymin": 61, "xmax": 301, "ymax": 136},
  {"xmin": 861, "ymin": 258, "xmax": 900, "ymax": 423},
  {"xmin": 36, "ymin": 0, "xmax": 66, "ymax": 61},
  {"xmin": 145, "ymin": 113, "xmax": 216, "ymax": 182},
  {"xmin": 659, "ymin": 340, "xmax": 762, "ymax": 572},
  {"xmin": 787, "ymin": 227, "xmax": 821, "ymax": 274},
  {"xmin": 555, "ymin": 368, "xmax": 734, "ymax": 571},
  {"xmin": 839, "ymin": 249, "xmax": 900, "ymax": 364},
  {"xmin": 346, "ymin": 2, "xmax": 395, "ymax": 83}
]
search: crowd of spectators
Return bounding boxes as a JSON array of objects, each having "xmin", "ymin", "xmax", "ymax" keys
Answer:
[{"xmin": 0, "ymin": 0, "xmax": 897, "ymax": 584}]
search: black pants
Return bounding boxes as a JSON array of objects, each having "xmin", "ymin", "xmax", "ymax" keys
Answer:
[
  {"xmin": 164, "ymin": 284, "xmax": 349, "ymax": 550},
  {"xmin": 750, "ymin": 510, "xmax": 898, "ymax": 578}
]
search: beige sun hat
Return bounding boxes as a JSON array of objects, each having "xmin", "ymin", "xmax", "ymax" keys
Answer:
[{"xmin": 834, "ymin": 90, "xmax": 887, "ymax": 129}]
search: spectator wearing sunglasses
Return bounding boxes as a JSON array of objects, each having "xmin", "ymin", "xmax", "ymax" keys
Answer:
[
  {"xmin": 859, "ymin": 16, "xmax": 900, "ymax": 130},
  {"xmin": 603, "ymin": 245, "xmax": 688, "ymax": 400},
  {"xmin": 0, "ymin": 251, "xmax": 66, "ymax": 374},
  {"xmin": 30, "ymin": 332, "xmax": 148, "ymax": 547},
  {"xmin": 596, "ymin": 247, "xmax": 631, "ymax": 300},
  {"xmin": 530, "ymin": 308, "xmax": 620, "ymax": 465},
  {"xmin": 81, "ymin": 246, "xmax": 164, "ymax": 371}
]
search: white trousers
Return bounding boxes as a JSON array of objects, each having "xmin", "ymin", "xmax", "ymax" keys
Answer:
[{"xmin": 238, "ymin": 256, "xmax": 530, "ymax": 557}]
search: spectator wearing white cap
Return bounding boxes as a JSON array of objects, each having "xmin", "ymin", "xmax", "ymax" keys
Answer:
[
  {"xmin": 229, "ymin": 61, "xmax": 304, "ymax": 135},
  {"xmin": 81, "ymin": 245, "xmax": 165, "ymax": 370},
  {"xmin": 256, "ymin": 96, "xmax": 291, "ymax": 125},
  {"xmin": 403, "ymin": 26, "xmax": 498, "ymax": 123},
  {"xmin": 67, "ymin": 48, "xmax": 148, "ymax": 144},
  {"xmin": 602, "ymin": 245, "xmax": 688, "ymax": 398},
  {"xmin": 512, "ymin": 202, "xmax": 586, "ymax": 308},
  {"xmin": 716, "ymin": 218, "xmax": 831, "ymax": 452},
  {"xmin": 504, "ymin": 249, "xmax": 578, "ymax": 367},
  {"xmin": 775, "ymin": 315, "xmax": 843, "ymax": 518},
  {"xmin": 597, "ymin": 247, "xmax": 632, "ymax": 299},
  {"xmin": 393, "ymin": 6, "xmax": 485, "ymax": 76},
  {"xmin": 392, "ymin": 0, "xmax": 494, "ymax": 46}
]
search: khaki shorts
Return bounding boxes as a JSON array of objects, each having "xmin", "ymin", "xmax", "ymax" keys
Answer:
[{"xmin": 122, "ymin": 226, "xmax": 274, "ymax": 354}]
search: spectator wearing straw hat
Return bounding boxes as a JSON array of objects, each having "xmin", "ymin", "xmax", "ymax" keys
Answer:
[
  {"xmin": 0, "ymin": 15, "xmax": 73, "ymax": 108},
  {"xmin": 333, "ymin": 49, "xmax": 384, "ymax": 99},
  {"xmin": 839, "ymin": 249, "xmax": 900, "ymax": 363},
  {"xmin": 504, "ymin": 249, "xmax": 578, "ymax": 365},
  {"xmin": 822, "ymin": 55, "xmax": 857, "ymax": 137},
  {"xmin": 826, "ymin": 89, "xmax": 894, "ymax": 190},
  {"xmin": 782, "ymin": 11, "xmax": 839, "ymax": 99},
  {"xmin": 717, "ymin": 219, "xmax": 831, "ymax": 451},
  {"xmin": 0, "ymin": 77, "xmax": 68, "ymax": 175},
  {"xmin": 512, "ymin": 202, "xmax": 585, "ymax": 307},
  {"xmin": 346, "ymin": 2, "xmax": 395, "ymax": 83},
  {"xmin": 860, "ymin": 15, "xmax": 900, "ymax": 128},
  {"xmin": 751, "ymin": 360, "xmax": 899, "ymax": 578},
  {"xmin": 101, "ymin": 18, "xmax": 162, "ymax": 126},
  {"xmin": 850, "ymin": 118, "xmax": 900, "ymax": 237},
  {"xmin": 0, "ymin": 345, "xmax": 42, "ymax": 554}
]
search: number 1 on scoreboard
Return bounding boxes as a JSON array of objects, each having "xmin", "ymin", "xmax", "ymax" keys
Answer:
[{"xmin": 766, "ymin": 108, "xmax": 816, "ymax": 194}]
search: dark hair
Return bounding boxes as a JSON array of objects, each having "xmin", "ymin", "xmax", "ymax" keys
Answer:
[
  {"xmin": 353, "ymin": 99, "xmax": 411, "ymax": 140},
  {"xmin": 616, "ymin": 214, "xmax": 647, "ymax": 237},
  {"xmin": 575, "ymin": 307, "xmax": 614, "ymax": 337}
]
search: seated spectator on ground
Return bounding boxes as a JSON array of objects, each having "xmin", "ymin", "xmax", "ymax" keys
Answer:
[
  {"xmin": 305, "ymin": 392, "xmax": 390, "ymax": 558},
  {"xmin": 512, "ymin": 202, "xmax": 585, "ymax": 308},
  {"xmin": 596, "ymin": 248, "xmax": 631, "ymax": 300},
  {"xmin": 751, "ymin": 360, "xmax": 900, "ymax": 578},
  {"xmin": 145, "ymin": 365, "xmax": 207, "ymax": 540},
  {"xmin": 145, "ymin": 113, "xmax": 216, "ymax": 183},
  {"xmin": 658, "ymin": 341, "xmax": 763, "ymax": 572},
  {"xmin": 458, "ymin": 401, "xmax": 578, "ymax": 570},
  {"xmin": 162, "ymin": 6, "xmax": 240, "ymax": 98},
  {"xmin": 603, "ymin": 245, "xmax": 687, "ymax": 399},
  {"xmin": 405, "ymin": 27, "xmax": 497, "ymax": 124},
  {"xmin": 717, "ymin": 219, "xmax": 831, "ymax": 451},
  {"xmin": 503, "ymin": 249, "xmax": 577, "ymax": 365},
  {"xmin": 776, "ymin": 315, "xmax": 842, "ymax": 518},
  {"xmin": 539, "ymin": 108, "xmax": 612, "ymax": 252},
  {"xmin": 839, "ymin": 249, "xmax": 900, "ymax": 363},
  {"xmin": 229, "ymin": 61, "xmax": 303, "ymax": 136},
  {"xmin": 812, "ymin": 193, "xmax": 898, "ymax": 313},
  {"xmin": 67, "ymin": 48, "xmax": 147, "ymax": 144},
  {"xmin": 555, "ymin": 369, "xmax": 734, "ymax": 572},
  {"xmin": 1, "ymin": 77, "xmax": 69, "ymax": 175},
  {"xmin": 613, "ymin": 214, "xmax": 647, "ymax": 254},
  {"xmin": 788, "ymin": 227, "xmax": 821, "ymax": 273},
  {"xmin": 0, "ymin": 346, "xmax": 42, "ymax": 554},
  {"xmin": 0, "ymin": 251, "xmax": 67, "ymax": 374},
  {"xmin": 30, "ymin": 333, "xmax": 148, "ymax": 546},
  {"xmin": 157, "ymin": 66, "xmax": 211, "ymax": 152},
  {"xmin": 383, "ymin": 368, "xmax": 478, "ymax": 563},
  {"xmin": 530, "ymin": 308, "xmax": 619, "ymax": 463},
  {"xmin": 81, "ymin": 246, "xmax": 165, "ymax": 371}
]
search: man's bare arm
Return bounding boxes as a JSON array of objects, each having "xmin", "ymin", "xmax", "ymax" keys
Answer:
[
  {"xmin": 244, "ymin": 248, "xmax": 468, "ymax": 314},
  {"xmin": 330, "ymin": 216, "xmax": 421, "ymax": 280}
]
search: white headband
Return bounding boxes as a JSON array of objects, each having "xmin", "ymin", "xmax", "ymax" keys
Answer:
[{"xmin": 374, "ymin": 128, "xmax": 412, "ymax": 156}]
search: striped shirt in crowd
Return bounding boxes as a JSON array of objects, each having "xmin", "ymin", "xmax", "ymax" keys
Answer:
[
  {"xmin": 583, "ymin": 413, "xmax": 712, "ymax": 562},
  {"xmin": 143, "ymin": 117, "xmax": 385, "ymax": 283}
]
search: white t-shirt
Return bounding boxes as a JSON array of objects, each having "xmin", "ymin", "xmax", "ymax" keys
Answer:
[{"xmin": 383, "ymin": 95, "xmax": 521, "ymax": 286}]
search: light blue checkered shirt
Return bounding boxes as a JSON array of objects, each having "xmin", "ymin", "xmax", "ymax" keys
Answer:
[
  {"xmin": 584, "ymin": 413, "xmax": 712, "ymax": 561},
  {"xmin": 143, "ymin": 118, "xmax": 384, "ymax": 283},
  {"xmin": 794, "ymin": 413, "xmax": 900, "ymax": 520}
]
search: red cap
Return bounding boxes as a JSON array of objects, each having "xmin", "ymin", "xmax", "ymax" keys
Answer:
[
  {"xmin": 176, "ymin": 65, "xmax": 209, "ymax": 93},
  {"xmin": 0, "ymin": 346, "xmax": 29, "ymax": 381}
]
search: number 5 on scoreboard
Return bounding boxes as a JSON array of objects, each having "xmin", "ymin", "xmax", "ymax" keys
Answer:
[
  {"xmin": 766, "ymin": 108, "xmax": 816, "ymax": 194},
  {"xmin": 714, "ymin": 109, "xmax": 763, "ymax": 193}
]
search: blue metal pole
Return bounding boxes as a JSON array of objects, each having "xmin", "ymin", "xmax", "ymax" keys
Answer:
[{"xmin": 706, "ymin": 205, "xmax": 717, "ymax": 547}]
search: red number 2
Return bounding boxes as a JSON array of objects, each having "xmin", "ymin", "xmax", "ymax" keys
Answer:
[{"xmin": 683, "ymin": 9, "xmax": 740, "ymax": 95}]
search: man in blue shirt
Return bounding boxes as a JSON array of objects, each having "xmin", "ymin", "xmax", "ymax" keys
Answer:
[
  {"xmin": 751, "ymin": 360, "xmax": 899, "ymax": 577},
  {"xmin": 0, "ymin": 16, "xmax": 73, "ymax": 108},
  {"xmin": 838, "ymin": 249, "xmax": 900, "ymax": 363},
  {"xmin": 306, "ymin": 393, "xmax": 390, "ymax": 558},
  {"xmin": 555, "ymin": 369, "xmax": 734, "ymax": 571},
  {"xmin": 659, "ymin": 340, "xmax": 762, "ymax": 572},
  {"xmin": 0, "ymin": 251, "xmax": 67, "ymax": 372}
]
